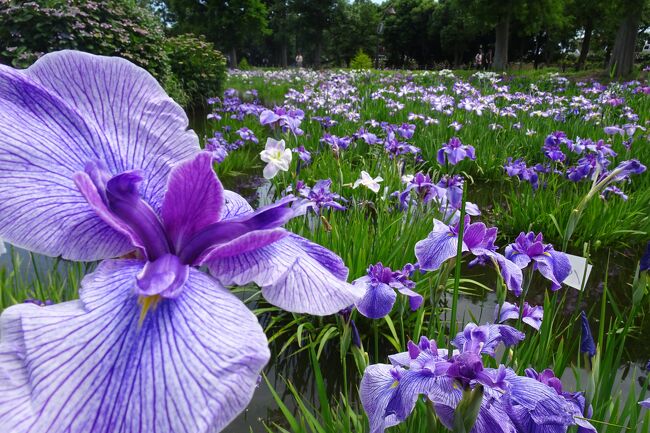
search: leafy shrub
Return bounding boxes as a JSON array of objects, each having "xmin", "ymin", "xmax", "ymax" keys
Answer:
[
  {"xmin": 165, "ymin": 34, "xmax": 227, "ymax": 107},
  {"xmin": 238, "ymin": 57, "xmax": 252, "ymax": 70},
  {"xmin": 349, "ymin": 49, "xmax": 373, "ymax": 70},
  {"xmin": 0, "ymin": 0, "xmax": 170, "ymax": 80}
]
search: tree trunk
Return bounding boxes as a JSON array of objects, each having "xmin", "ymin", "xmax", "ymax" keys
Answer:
[
  {"xmin": 281, "ymin": 43, "xmax": 288, "ymax": 67},
  {"xmin": 314, "ymin": 40, "xmax": 322, "ymax": 68},
  {"xmin": 230, "ymin": 47, "xmax": 238, "ymax": 68},
  {"xmin": 533, "ymin": 34, "xmax": 541, "ymax": 69},
  {"xmin": 576, "ymin": 18, "xmax": 593, "ymax": 70},
  {"xmin": 493, "ymin": 12, "xmax": 510, "ymax": 71},
  {"xmin": 608, "ymin": 12, "xmax": 640, "ymax": 78}
]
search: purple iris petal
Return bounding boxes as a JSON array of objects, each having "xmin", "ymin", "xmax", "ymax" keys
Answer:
[
  {"xmin": 495, "ymin": 302, "xmax": 544, "ymax": 330},
  {"xmin": 640, "ymin": 399, "xmax": 650, "ymax": 409},
  {"xmin": 0, "ymin": 260, "xmax": 270, "ymax": 433},
  {"xmin": 104, "ymin": 170, "xmax": 171, "ymax": 260},
  {"xmin": 451, "ymin": 323, "xmax": 524, "ymax": 357},
  {"xmin": 0, "ymin": 51, "xmax": 198, "ymax": 261},
  {"xmin": 416, "ymin": 218, "xmax": 523, "ymax": 294},
  {"xmin": 207, "ymin": 228, "xmax": 364, "ymax": 316},
  {"xmin": 415, "ymin": 219, "xmax": 463, "ymax": 271},
  {"xmin": 355, "ymin": 280, "xmax": 397, "ymax": 319},
  {"xmin": 526, "ymin": 368, "xmax": 597, "ymax": 433},
  {"xmin": 161, "ymin": 152, "xmax": 224, "ymax": 252},
  {"xmin": 135, "ymin": 253, "xmax": 189, "ymax": 298},
  {"xmin": 505, "ymin": 232, "xmax": 571, "ymax": 290},
  {"xmin": 360, "ymin": 364, "xmax": 402, "ymax": 433},
  {"xmin": 504, "ymin": 373, "xmax": 576, "ymax": 430},
  {"xmin": 178, "ymin": 195, "xmax": 296, "ymax": 265},
  {"xmin": 354, "ymin": 263, "xmax": 421, "ymax": 319}
]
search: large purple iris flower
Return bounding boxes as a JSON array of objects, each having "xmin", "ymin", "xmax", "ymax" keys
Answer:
[
  {"xmin": 415, "ymin": 217, "xmax": 523, "ymax": 294},
  {"xmin": 0, "ymin": 51, "xmax": 362, "ymax": 433},
  {"xmin": 359, "ymin": 323, "xmax": 585, "ymax": 433},
  {"xmin": 504, "ymin": 232, "xmax": 571, "ymax": 291}
]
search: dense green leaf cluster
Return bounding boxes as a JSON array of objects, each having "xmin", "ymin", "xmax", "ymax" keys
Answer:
[
  {"xmin": 0, "ymin": 0, "xmax": 226, "ymax": 106},
  {"xmin": 165, "ymin": 34, "xmax": 227, "ymax": 106}
]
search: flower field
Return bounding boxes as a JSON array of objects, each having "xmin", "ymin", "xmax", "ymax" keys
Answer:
[{"xmin": 0, "ymin": 55, "xmax": 649, "ymax": 433}]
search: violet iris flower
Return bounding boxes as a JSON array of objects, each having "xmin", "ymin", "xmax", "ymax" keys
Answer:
[
  {"xmin": 641, "ymin": 399, "xmax": 650, "ymax": 409},
  {"xmin": 437, "ymin": 136, "xmax": 476, "ymax": 165},
  {"xmin": 360, "ymin": 324, "xmax": 584, "ymax": 433},
  {"xmin": 398, "ymin": 172, "xmax": 444, "ymax": 208},
  {"xmin": 504, "ymin": 232, "xmax": 571, "ymax": 291},
  {"xmin": 415, "ymin": 217, "xmax": 523, "ymax": 294},
  {"xmin": 0, "ymin": 51, "xmax": 363, "ymax": 433},
  {"xmin": 495, "ymin": 301, "xmax": 544, "ymax": 330},
  {"xmin": 543, "ymin": 131, "xmax": 569, "ymax": 162},
  {"xmin": 504, "ymin": 158, "xmax": 540, "ymax": 190},
  {"xmin": 354, "ymin": 263, "xmax": 422, "ymax": 319}
]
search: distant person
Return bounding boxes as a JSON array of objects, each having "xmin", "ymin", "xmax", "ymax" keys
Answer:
[
  {"xmin": 474, "ymin": 49, "xmax": 483, "ymax": 70},
  {"xmin": 295, "ymin": 53, "xmax": 303, "ymax": 68},
  {"xmin": 484, "ymin": 48, "xmax": 493, "ymax": 70}
]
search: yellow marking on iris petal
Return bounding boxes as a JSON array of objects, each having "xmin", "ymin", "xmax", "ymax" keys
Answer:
[
  {"xmin": 390, "ymin": 380, "xmax": 399, "ymax": 388},
  {"xmin": 543, "ymin": 252, "xmax": 552, "ymax": 257},
  {"xmin": 138, "ymin": 295, "xmax": 161, "ymax": 328}
]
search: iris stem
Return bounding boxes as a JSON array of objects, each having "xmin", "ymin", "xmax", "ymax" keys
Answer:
[
  {"xmin": 373, "ymin": 321, "xmax": 379, "ymax": 363},
  {"xmin": 449, "ymin": 182, "xmax": 467, "ymax": 353}
]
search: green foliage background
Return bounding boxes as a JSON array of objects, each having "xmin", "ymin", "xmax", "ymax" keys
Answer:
[{"xmin": 0, "ymin": 0, "xmax": 226, "ymax": 106}]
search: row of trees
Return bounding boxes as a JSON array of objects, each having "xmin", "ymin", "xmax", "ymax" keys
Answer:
[{"xmin": 157, "ymin": 0, "xmax": 650, "ymax": 76}]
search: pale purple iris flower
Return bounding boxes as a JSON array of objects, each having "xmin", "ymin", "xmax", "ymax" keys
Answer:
[
  {"xmin": 415, "ymin": 216, "xmax": 523, "ymax": 294},
  {"xmin": 354, "ymin": 263, "xmax": 422, "ymax": 319},
  {"xmin": 296, "ymin": 179, "xmax": 346, "ymax": 214},
  {"xmin": 505, "ymin": 232, "xmax": 571, "ymax": 291},
  {"xmin": 259, "ymin": 106, "xmax": 305, "ymax": 135},
  {"xmin": 0, "ymin": 51, "xmax": 363, "ymax": 433},
  {"xmin": 641, "ymin": 399, "xmax": 650, "ymax": 409},
  {"xmin": 206, "ymin": 132, "xmax": 230, "ymax": 163},
  {"xmin": 437, "ymin": 136, "xmax": 476, "ymax": 165},
  {"xmin": 495, "ymin": 301, "xmax": 544, "ymax": 330},
  {"xmin": 293, "ymin": 145, "xmax": 312, "ymax": 164},
  {"xmin": 321, "ymin": 133, "xmax": 353, "ymax": 152},
  {"xmin": 360, "ymin": 323, "xmax": 585, "ymax": 433},
  {"xmin": 236, "ymin": 126, "xmax": 259, "ymax": 144}
]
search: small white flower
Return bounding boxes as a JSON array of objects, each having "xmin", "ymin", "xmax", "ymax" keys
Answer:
[
  {"xmin": 353, "ymin": 170, "xmax": 383, "ymax": 193},
  {"xmin": 260, "ymin": 138, "xmax": 292, "ymax": 179}
]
